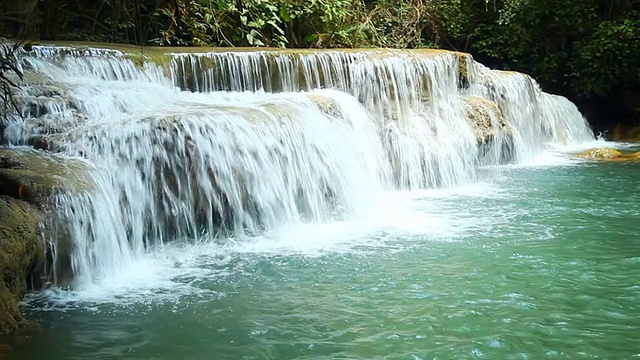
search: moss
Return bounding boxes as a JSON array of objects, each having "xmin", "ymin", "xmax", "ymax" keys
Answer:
[
  {"xmin": 0, "ymin": 196, "xmax": 42, "ymax": 335},
  {"xmin": 454, "ymin": 52, "xmax": 472, "ymax": 88}
]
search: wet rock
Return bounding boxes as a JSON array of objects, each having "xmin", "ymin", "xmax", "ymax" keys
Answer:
[
  {"xmin": 456, "ymin": 52, "xmax": 472, "ymax": 89},
  {"xmin": 577, "ymin": 148, "xmax": 640, "ymax": 161},
  {"xmin": 0, "ymin": 196, "xmax": 43, "ymax": 335},
  {"xmin": 461, "ymin": 96, "xmax": 511, "ymax": 144},
  {"xmin": 0, "ymin": 343, "xmax": 13, "ymax": 356},
  {"xmin": 0, "ymin": 148, "xmax": 91, "ymax": 207},
  {"xmin": 610, "ymin": 92, "xmax": 640, "ymax": 141},
  {"xmin": 0, "ymin": 148, "xmax": 92, "ymax": 334},
  {"xmin": 461, "ymin": 96, "xmax": 515, "ymax": 164},
  {"xmin": 306, "ymin": 93, "xmax": 342, "ymax": 118}
]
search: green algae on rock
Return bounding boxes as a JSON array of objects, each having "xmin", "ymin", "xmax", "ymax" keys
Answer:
[
  {"xmin": 0, "ymin": 196, "xmax": 43, "ymax": 335},
  {"xmin": 0, "ymin": 148, "xmax": 92, "ymax": 335}
]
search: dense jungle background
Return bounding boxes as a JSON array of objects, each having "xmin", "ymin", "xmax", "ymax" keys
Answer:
[{"xmin": 1, "ymin": 0, "xmax": 639, "ymax": 133}]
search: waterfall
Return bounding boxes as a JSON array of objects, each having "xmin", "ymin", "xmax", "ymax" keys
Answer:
[{"xmin": 4, "ymin": 45, "xmax": 594, "ymax": 287}]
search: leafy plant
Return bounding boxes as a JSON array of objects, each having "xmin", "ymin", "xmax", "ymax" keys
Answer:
[{"xmin": 2, "ymin": 0, "xmax": 638, "ymax": 106}]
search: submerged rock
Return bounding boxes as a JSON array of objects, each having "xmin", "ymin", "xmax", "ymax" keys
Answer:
[{"xmin": 577, "ymin": 148, "xmax": 640, "ymax": 161}]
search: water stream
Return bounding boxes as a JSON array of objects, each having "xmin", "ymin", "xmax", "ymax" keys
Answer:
[{"xmin": 3, "ymin": 45, "xmax": 634, "ymax": 359}]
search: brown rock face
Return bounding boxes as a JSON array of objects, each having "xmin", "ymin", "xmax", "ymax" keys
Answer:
[{"xmin": 0, "ymin": 196, "xmax": 42, "ymax": 335}]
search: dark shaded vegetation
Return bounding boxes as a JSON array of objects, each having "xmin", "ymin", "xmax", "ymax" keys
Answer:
[
  {"xmin": 0, "ymin": 0, "xmax": 638, "ymax": 130},
  {"xmin": 0, "ymin": 42, "xmax": 25, "ymax": 121}
]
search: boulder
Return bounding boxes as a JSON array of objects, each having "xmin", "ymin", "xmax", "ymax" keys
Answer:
[
  {"xmin": 577, "ymin": 148, "xmax": 640, "ymax": 161},
  {"xmin": 455, "ymin": 52, "xmax": 472, "ymax": 89}
]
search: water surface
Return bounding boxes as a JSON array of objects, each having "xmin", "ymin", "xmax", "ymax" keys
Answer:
[{"xmin": 7, "ymin": 153, "xmax": 640, "ymax": 359}]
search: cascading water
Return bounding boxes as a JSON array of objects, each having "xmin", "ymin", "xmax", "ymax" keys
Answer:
[
  {"xmin": 467, "ymin": 65, "xmax": 595, "ymax": 161},
  {"xmin": 171, "ymin": 50, "xmax": 483, "ymax": 188},
  {"xmin": 4, "ymin": 45, "xmax": 594, "ymax": 288}
]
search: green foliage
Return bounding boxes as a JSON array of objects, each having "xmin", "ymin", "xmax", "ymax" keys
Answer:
[
  {"xmin": 430, "ymin": 0, "xmax": 640, "ymax": 100},
  {"xmin": 1, "ymin": 0, "xmax": 637, "ymax": 103},
  {"xmin": 362, "ymin": 0, "xmax": 434, "ymax": 48},
  {"xmin": 152, "ymin": 0, "xmax": 211, "ymax": 46},
  {"xmin": 570, "ymin": 16, "xmax": 640, "ymax": 97}
]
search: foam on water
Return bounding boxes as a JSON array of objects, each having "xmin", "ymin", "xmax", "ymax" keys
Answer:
[
  {"xmin": 510, "ymin": 137, "xmax": 631, "ymax": 168},
  {"xmin": 467, "ymin": 66, "xmax": 593, "ymax": 163},
  {"xmin": 6, "ymin": 45, "xmax": 596, "ymax": 302},
  {"xmin": 25, "ymin": 180, "xmax": 505, "ymax": 307}
]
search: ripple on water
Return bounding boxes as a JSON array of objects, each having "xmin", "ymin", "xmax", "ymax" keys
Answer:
[{"xmin": 10, "ymin": 159, "xmax": 640, "ymax": 359}]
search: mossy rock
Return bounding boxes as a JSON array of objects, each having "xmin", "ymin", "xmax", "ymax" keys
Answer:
[
  {"xmin": 0, "ymin": 196, "xmax": 43, "ymax": 335},
  {"xmin": 0, "ymin": 148, "xmax": 87, "ymax": 336},
  {"xmin": 577, "ymin": 148, "xmax": 640, "ymax": 161},
  {"xmin": 0, "ymin": 148, "xmax": 91, "ymax": 207},
  {"xmin": 455, "ymin": 52, "xmax": 472, "ymax": 88}
]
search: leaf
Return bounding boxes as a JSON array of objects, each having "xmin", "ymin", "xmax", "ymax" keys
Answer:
[
  {"xmin": 267, "ymin": 20, "xmax": 284, "ymax": 34},
  {"xmin": 280, "ymin": 6, "xmax": 292, "ymax": 22}
]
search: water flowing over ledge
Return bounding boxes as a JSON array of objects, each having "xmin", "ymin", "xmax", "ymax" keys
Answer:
[{"xmin": 1, "ymin": 43, "xmax": 594, "ymax": 289}]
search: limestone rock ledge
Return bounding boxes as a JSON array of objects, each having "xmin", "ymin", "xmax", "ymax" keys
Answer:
[
  {"xmin": 611, "ymin": 121, "xmax": 640, "ymax": 142},
  {"xmin": 461, "ymin": 96, "xmax": 511, "ymax": 145},
  {"xmin": 461, "ymin": 96, "xmax": 515, "ymax": 163},
  {"xmin": 0, "ymin": 148, "xmax": 89, "ymax": 335}
]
